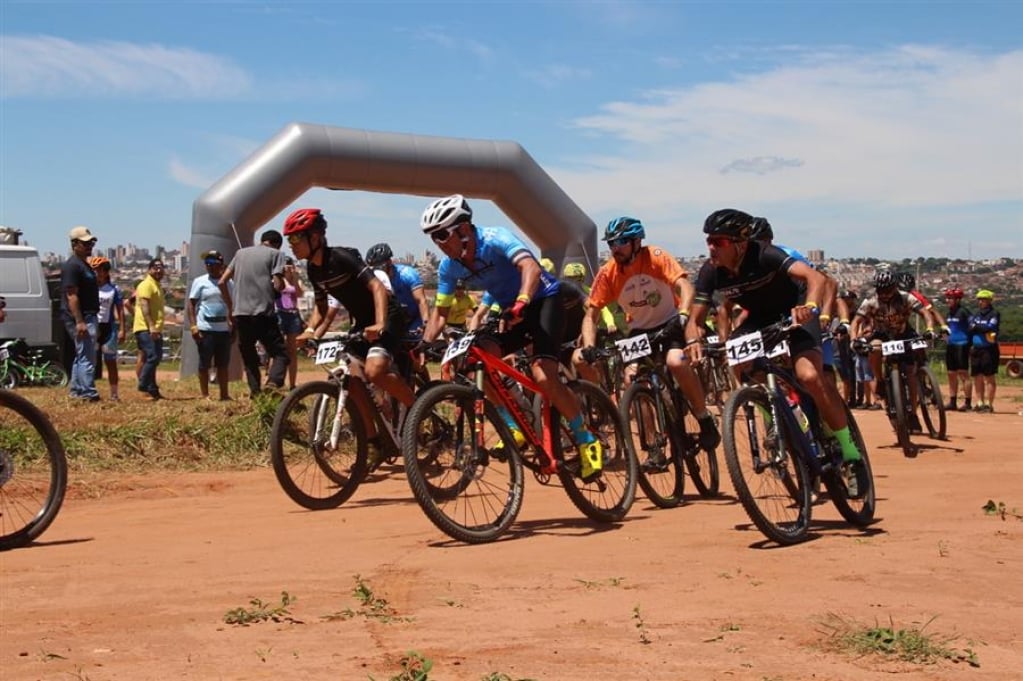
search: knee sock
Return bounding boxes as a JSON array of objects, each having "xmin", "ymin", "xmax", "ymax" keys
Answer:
[
  {"xmin": 833, "ymin": 427, "xmax": 861, "ymax": 462},
  {"xmin": 568, "ymin": 413, "xmax": 595, "ymax": 445}
]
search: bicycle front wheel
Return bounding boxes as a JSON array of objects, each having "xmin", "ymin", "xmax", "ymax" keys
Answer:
[
  {"xmin": 915, "ymin": 365, "xmax": 946, "ymax": 440},
  {"xmin": 621, "ymin": 382, "xmax": 684, "ymax": 508},
  {"xmin": 887, "ymin": 369, "xmax": 915, "ymax": 457},
  {"xmin": 555, "ymin": 381, "xmax": 637, "ymax": 522},
  {"xmin": 269, "ymin": 380, "xmax": 368, "ymax": 510},
  {"xmin": 722, "ymin": 385, "xmax": 812, "ymax": 545},
  {"xmin": 0, "ymin": 389, "xmax": 68, "ymax": 550},
  {"xmin": 402, "ymin": 383, "xmax": 524, "ymax": 544}
]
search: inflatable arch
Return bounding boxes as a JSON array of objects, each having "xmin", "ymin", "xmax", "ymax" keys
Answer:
[{"xmin": 182, "ymin": 122, "xmax": 598, "ymax": 377}]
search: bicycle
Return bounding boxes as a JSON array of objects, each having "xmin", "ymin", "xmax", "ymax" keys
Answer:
[
  {"xmin": 721, "ymin": 319, "xmax": 876, "ymax": 545},
  {"xmin": 268, "ymin": 334, "xmax": 425, "ymax": 510},
  {"xmin": 617, "ymin": 323, "xmax": 720, "ymax": 508},
  {"xmin": 0, "ymin": 389, "xmax": 68, "ymax": 550},
  {"xmin": 859, "ymin": 332, "xmax": 946, "ymax": 458},
  {"xmin": 694, "ymin": 334, "xmax": 735, "ymax": 414},
  {"xmin": 401, "ymin": 319, "xmax": 638, "ymax": 544},
  {"xmin": 0, "ymin": 339, "xmax": 69, "ymax": 389}
]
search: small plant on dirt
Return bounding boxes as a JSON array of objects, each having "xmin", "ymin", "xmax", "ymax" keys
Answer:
[
  {"xmin": 818, "ymin": 613, "xmax": 980, "ymax": 667},
  {"xmin": 633, "ymin": 604, "xmax": 651, "ymax": 645},
  {"xmin": 369, "ymin": 650, "xmax": 433, "ymax": 681},
  {"xmin": 982, "ymin": 499, "xmax": 1023, "ymax": 521},
  {"xmin": 254, "ymin": 647, "xmax": 272, "ymax": 662},
  {"xmin": 324, "ymin": 574, "xmax": 412, "ymax": 624},
  {"xmin": 223, "ymin": 591, "xmax": 301, "ymax": 626},
  {"xmin": 937, "ymin": 540, "xmax": 950, "ymax": 557},
  {"xmin": 480, "ymin": 674, "xmax": 538, "ymax": 681}
]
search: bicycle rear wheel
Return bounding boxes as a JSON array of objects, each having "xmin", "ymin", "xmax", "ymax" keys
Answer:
[
  {"xmin": 0, "ymin": 366, "xmax": 18, "ymax": 390},
  {"xmin": 0, "ymin": 389, "xmax": 68, "ymax": 550},
  {"xmin": 824, "ymin": 406, "xmax": 876, "ymax": 527},
  {"xmin": 887, "ymin": 369, "xmax": 915, "ymax": 457},
  {"xmin": 722, "ymin": 385, "xmax": 812, "ymax": 545},
  {"xmin": 915, "ymin": 366, "xmax": 946, "ymax": 440},
  {"xmin": 402, "ymin": 383, "xmax": 524, "ymax": 544},
  {"xmin": 679, "ymin": 399, "xmax": 720, "ymax": 498},
  {"xmin": 269, "ymin": 380, "xmax": 368, "ymax": 510},
  {"xmin": 621, "ymin": 382, "xmax": 684, "ymax": 508},
  {"xmin": 554, "ymin": 380, "xmax": 637, "ymax": 522},
  {"xmin": 42, "ymin": 365, "xmax": 69, "ymax": 388}
]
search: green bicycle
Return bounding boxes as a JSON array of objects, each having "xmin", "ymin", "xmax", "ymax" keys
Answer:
[{"xmin": 0, "ymin": 340, "xmax": 69, "ymax": 390}]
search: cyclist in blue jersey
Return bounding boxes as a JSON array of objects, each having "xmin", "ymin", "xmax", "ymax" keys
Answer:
[
  {"xmin": 942, "ymin": 285, "xmax": 972, "ymax": 411},
  {"xmin": 365, "ymin": 243, "xmax": 430, "ymax": 335},
  {"xmin": 418, "ymin": 194, "xmax": 604, "ymax": 480}
]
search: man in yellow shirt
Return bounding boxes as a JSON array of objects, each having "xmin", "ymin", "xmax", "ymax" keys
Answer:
[
  {"xmin": 445, "ymin": 279, "xmax": 478, "ymax": 330},
  {"xmin": 132, "ymin": 258, "xmax": 166, "ymax": 399}
]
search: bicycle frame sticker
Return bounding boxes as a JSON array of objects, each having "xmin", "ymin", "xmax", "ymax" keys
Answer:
[
  {"xmin": 315, "ymin": 341, "xmax": 341, "ymax": 365},
  {"xmin": 615, "ymin": 333, "xmax": 652, "ymax": 363},
  {"xmin": 881, "ymin": 340, "xmax": 905, "ymax": 357},
  {"xmin": 725, "ymin": 331, "xmax": 765, "ymax": 366},
  {"xmin": 442, "ymin": 332, "xmax": 476, "ymax": 364}
]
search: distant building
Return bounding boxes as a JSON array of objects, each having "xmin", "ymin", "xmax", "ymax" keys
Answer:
[{"xmin": 807, "ymin": 249, "xmax": 825, "ymax": 266}]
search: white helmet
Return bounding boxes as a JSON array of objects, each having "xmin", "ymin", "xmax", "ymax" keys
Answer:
[{"xmin": 421, "ymin": 194, "xmax": 472, "ymax": 234}]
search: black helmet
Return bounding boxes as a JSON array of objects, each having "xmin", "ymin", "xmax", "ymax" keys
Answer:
[
  {"xmin": 365, "ymin": 242, "xmax": 393, "ymax": 267},
  {"xmin": 874, "ymin": 270, "xmax": 896, "ymax": 290},
  {"xmin": 749, "ymin": 217, "xmax": 774, "ymax": 241},
  {"xmin": 703, "ymin": 209, "xmax": 755, "ymax": 240},
  {"xmin": 895, "ymin": 272, "xmax": 915, "ymax": 291}
]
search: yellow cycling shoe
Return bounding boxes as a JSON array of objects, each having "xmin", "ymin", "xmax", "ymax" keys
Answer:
[
  {"xmin": 578, "ymin": 440, "xmax": 604, "ymax": 480},
  {"xmin": 494, "ymin": 428, "xmax": 527, "ymax": 451}
]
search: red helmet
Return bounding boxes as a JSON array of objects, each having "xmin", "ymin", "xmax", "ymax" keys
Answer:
[
  {"xmin": 282, "ymin": 208, "xmax": 326, "ymax": 235},
  {"xmin": 943, "ymin": 286, "xmax": 964, "ymax": 299}
]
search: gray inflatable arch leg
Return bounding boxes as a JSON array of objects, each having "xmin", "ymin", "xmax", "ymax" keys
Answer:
[{"xmin": 183, "ymin": 122, "xmax": 597, "ymax": 377}]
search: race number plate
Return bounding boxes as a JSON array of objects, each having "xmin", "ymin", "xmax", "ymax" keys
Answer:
[
  {"xmin": 910, "ymin": 339, "xmax": 928, "ymax": 351},
  {"xmin": 881, "ymin": 340, "xmax": 905, "ymax": 357},
  {"xmin": 725, "ymin": 331, "xmax": 765, "ymax": 366},
  {"xmin": 767, "ymin": 340, "xmax": 790, "ymax": 359},
  {"xmin": 315, "ymin": 341, "xmax": 341, "ymax": 365},
  {"xmin": 705, "ymin": 334, "xmax": 720, "ymax": 344},
  {"xmin": 615, "ymin": 333, "xmax": 652, "ymax": 363},
  {"xmin": 442, "ymin": 333, "xmax": 475, "ymax": 364}
]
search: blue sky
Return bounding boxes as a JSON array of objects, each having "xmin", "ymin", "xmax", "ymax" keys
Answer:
[{"xmin": 2, "ymin": 1, "xmax": 1021, "ymax": 263}]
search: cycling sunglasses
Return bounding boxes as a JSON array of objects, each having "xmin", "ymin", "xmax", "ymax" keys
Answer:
[
  {"xmin": 608, "ymin": 236, "xmax": 632, "ymax": 248},
  {"xmin": 706, "ymin": 236, "xmax": 738, "ymax": 248},
  {"xmin": 430, "ymin": 226, "xmax": 458, "ymax": 244}
]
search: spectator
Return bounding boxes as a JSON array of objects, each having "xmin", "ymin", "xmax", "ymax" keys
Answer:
[
  {"xmin": 188, "ymin": 250, "xmax": 233, "ymax": 401},
  {"xmin": 218, "ymin": 229, "xmax": 289, "ymax": 397},
  {"xmin": 445, "ymin": 280, "xmax": 478, "ymax": 331},
  {"xmin": 276, "ymin": 257, "xmax": 304, "ymax": 389},
  {"xmin": 968, "ymin": 289, "xmax": 1000, "ymax": 412},
  {"xmin": 90, "ymin": 256, "xmax": 126, "ymax": 400},
  {"xmin": 133, "ymin": 259, "xmax": 166, "ymax": 400},
  {"xmin": 942, "ymin": 286, "xmax": 972, "ymax": 411},
  {"xmin": 60, "ymin": 226, "xmax": 102, "ymax": 401}
]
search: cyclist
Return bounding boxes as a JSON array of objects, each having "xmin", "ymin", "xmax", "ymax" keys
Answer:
[
  {"xmin": 365, "ymin": 243, "xmax": 430, "ymax": 336},
  {"xmin": 684, "ymin": 209, "xmax": 866, "ymax": 482},
  {"xmin": 849, "ymin": 270, "xmax": 931, "ymax": 432},
  {"xmin": 283, "ymin": 208, "xmax": 416, "ymax": 418},
  {"xmin": 564, "ymin": 262, "xmax": 626, "ymax": 336},
  {"xmin": 418, "ymin": 194, "xmax": 604, "ymax": 480},
  {"xmin": 896, "ymin": 272, "xmax": 946, "ymax": 333},
  {"xmin": 968, "ymin": 289, "xmax": 1000, "ymax": 413},
  {"xmin": 444, "ymin": 280, "xmax": 478, "ymax": 331},
  {"xmin": 577, "ymin": 216, "xmax": 720, "ymax": 452},
  {"xmin": 942, "ymin": 285, "xmax": 972, "ymax": 411}
]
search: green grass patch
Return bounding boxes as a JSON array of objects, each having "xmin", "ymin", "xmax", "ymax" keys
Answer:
[{"xmin": 819, "ymin": 614, "xmax": 980, "ymax": 667}]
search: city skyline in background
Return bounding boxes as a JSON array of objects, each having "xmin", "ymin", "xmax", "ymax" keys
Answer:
[{"xmin": 2, "ymin": 2, "xmax": 1021, "ymax": 261}]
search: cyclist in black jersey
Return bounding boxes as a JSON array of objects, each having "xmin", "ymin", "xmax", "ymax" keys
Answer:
[
  {"xmin": 283, "ymin": 208, "xmax": 416, "ymax": 410},
  {"xmin": 683, "ymin": 209, "xmax": 864, "ymax": 466}
]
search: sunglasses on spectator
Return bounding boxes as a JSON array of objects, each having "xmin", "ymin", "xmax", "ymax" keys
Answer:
[
  {"xmin": 75, "ymin": 239, "xmax": 97, "ymax": 246},
  {"xmin": 706, "ymin": 236, "xmax": 738, "ymax": 248}
]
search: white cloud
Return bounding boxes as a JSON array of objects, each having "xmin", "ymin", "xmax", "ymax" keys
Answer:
[
  {"xmin": 0, "ymin": 35, "xmax": 253, "ymax": 99},
  {"xmin": 561, "ymin": 45, "xmax": 1023, "ymax": 211},
  {"xmin": 524, "ymin": 64, "xmax": 592, "ymax": 89},
  {"xmin": 168, "ymin": 157, "xmax": 214, "ymax": 189},
  {"xmin": 414, "ymin": 28, "xmax": 493, "ymax": 61}
]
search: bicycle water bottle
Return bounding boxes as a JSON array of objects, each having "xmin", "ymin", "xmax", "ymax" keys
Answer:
[
  {"xmin": 502, "ymin": 375, "xmax": 532, "ymax": 415},
  {"xmin": 787, "ymin": 387, "xmax": 819, "ymax": 458}
]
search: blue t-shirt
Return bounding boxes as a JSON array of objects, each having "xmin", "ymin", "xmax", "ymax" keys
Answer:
[
  {"xmin": 189, "ymin": 274, "xmax": 233, "ymax": 332},
  {"xmin": 390, "ymin": 263, "xmax": 426, "ymax": 331},
  {"xmin": 437, "ymin": 225, "xmax": 559, "ymax": 309}
]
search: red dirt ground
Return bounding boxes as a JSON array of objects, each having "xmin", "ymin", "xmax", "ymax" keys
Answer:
[{"xmin": 2, "ymin": 386, "xmax": 1022, "ymax": 681}]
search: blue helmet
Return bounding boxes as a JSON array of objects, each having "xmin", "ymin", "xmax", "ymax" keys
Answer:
[{"xmin": 604, "ymin": 216, "xmax": 645, "ymax": 242}]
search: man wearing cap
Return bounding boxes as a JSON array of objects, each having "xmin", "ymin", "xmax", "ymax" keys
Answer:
[
  {"xmin": 968, "ymin": 290, "xmax": 1000, "ymax": 412},
  {"xmin": 218, "ymin": 229, "xmax": 289, "ymax": 397},
  {"xmin": 61, "ymin": 226, "xmax": 102, "ymax": 401},
  {"xmin": 188, "ymin": 251, "xmax": 233, "ymax": 400},
  {"xmin": 133, "ymin": 258, "xmax": 166, "ymax": 399}
]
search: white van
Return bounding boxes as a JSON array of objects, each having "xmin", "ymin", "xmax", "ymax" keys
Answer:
[{"xmin": 0, "ymin": 244, "xmax": 53, "ymax": 346}]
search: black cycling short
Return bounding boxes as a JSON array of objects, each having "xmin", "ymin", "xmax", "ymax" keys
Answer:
[
  {"xmin": 946, "ymin": 344, "xmax": 970, "ymax": 372},
  {"xmin": 497, "ymin": 292, "xmax": 565, "ymax": 361},
  {"xmin": 969, "ymin": 345, "xmax": 999, "ymax": 377}
]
